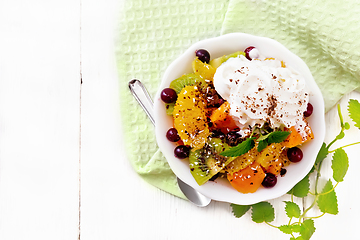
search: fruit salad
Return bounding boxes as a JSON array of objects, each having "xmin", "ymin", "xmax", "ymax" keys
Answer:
[{"xmin": 160, "ymin": 47, "xmax": 314, "ymax": 194}]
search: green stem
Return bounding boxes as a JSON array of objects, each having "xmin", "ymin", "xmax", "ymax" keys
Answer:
[
  {"xmin": 315, "ymin": 160, "xmax": 323, "ymax": 194},
  {"xmin": 300, "ymin": 195, "xmax": 319, "ymax": 221},
  {"xmin": 249, "ymin": 126, "xmax": 259, "ymax": 138},
  {"xmin": 327, "ymin": 104, "xmax": 347, "ymax": 150},
  {"xmin": 301, "ymin": 157, "xmax": 323, "ymax": 221},
  {"xmin": 329, "ymin": 141, "xmax": 360, "ymax": 153},
  {"xmin": 303, "ymin": 212, "xmax": 326, "ymax": 219},
  {"xmin": 337, "ymin": 104, "xmax": 344, "ymax": 127},
  {"xmin": 317, "ymin": 182, "xmax": 339, "ymax": 195},
  {"xmin": 327, "ymin": 137, "xmax": 338, "ymax": 150},
  {"xmin": 265, "ymin": 222, "xmax": 278, "ymax": 228}
]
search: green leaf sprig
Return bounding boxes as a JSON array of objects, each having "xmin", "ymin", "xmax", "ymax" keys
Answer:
[
  {"xmin": 220, "ymin": 129, "xmax": 291, "ymax": 157},
  {"xmin": 230, "ymin": 99, "xmax": 360, "ymax": 240}
]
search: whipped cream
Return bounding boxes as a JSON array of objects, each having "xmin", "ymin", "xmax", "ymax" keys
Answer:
[{"xmin": 213, "ymin": 54, "xmax": 309, "ymax": 135}]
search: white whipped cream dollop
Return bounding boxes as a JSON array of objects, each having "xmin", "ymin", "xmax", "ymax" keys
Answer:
[{"xmin": 213, "ymin": 54, "xmax": 309, "ymax": 135}]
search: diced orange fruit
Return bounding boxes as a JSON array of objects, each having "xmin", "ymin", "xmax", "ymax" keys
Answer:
[
  {"xmin": 227, "ymin": 162, "xmax": 265, "ymax": 194},
  {"xmin": 210, "ymin": 101, "xmax": 230, "ymax": 123},
  {"xmin": 173, "ymin": 86, "xmax": 209, "ymax": 150},
  {"xmin": 282, "ymin": 118, "xmax": 314, "ymax": 148},
  {"xmin": 256, "ymin": 143, "xmax": 284, "ymax": 175},
  {"xmin": 283, "ymin": 126, "xmax": 303, "ymax": 148},
  {"xmin": 210, "ymin": 102, "xmax": 239, "ymax": 132},
  {"xmin": 192, "ymin": 57, "xmax": 216, "ymax": 81},
  {"xmin": 280, "ymin": 149, "xmax": 291, "ymax": 167},
  {"xmin": 225, "ymin": 147, "xmax": 259, "ymax": 175}
]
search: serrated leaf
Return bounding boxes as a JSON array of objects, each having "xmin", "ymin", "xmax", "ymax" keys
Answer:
[
  {"xmin": 267, "ymin": 131, "xmax": 291, "ymax": 144},
  {"xmin": 278, "ymin": 225, "xmax": 293, "ymax": 234},
  {"xmin": 251, "ymin": 202, "xmax": 275, "ymax": 223},
  {"xmin": 279, "ymin": 224, "xmax": 303, "ymax": 235},
  {"xmin": 257, "ymin": 139, "xmax": 268, "ymax": 152},
  {"xmin": 288, "ymin": 174, "xmax": 310, "ymax": 197},
  {"xmin": 291, "ymin": 237, "xmax": 304, "ymax": 240},
  {"xmin": 336, "ymin": 131, "xmax": 345, "ymax": 140},
  {"xmin": 255, "ymin": 130, "xmax": 290, "ymax": 152},
  {"xmin": 309, "ymin": 166, "xmax": 315, "ymax": 174},
  {"xmin": 230, "ymin": 204, "xmax": 251, "ymax": 218},
  {"xmin": 300, "ymin": 219, "xmax": 316, "ymax": 240},
  {"xmin": 332, "ymin": 148, "xmax": 349, "ymax": 182},
  {"xmin": 220, "ymin": 137, "xmax": 255, "ymax": 157},
  {"xmin": 292, "ymin": 224, "xmax": 303, "ymax": 233},
  {"xmin": 317, "ymin": 179, "xmax": 338, "ymax": 215},
  {"xmin": 284, "ymin": 201, "xmax": 301, "ymax": 218},
  {"xmin": 315, "ymin": 142, "xmax": 328, "ymax": 166},
  {"xmin": 257, "ymin": 133, "xmax": 270, "ymax": 141},
  {"xmin": 291, "ymin": 237, "xmax": 305, "ymax": 240},
  {"xmin": 348, "ymin": 99, "xmax": 360, "ymax": 129}
]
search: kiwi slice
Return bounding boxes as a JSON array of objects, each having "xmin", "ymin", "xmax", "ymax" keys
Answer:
[
  {"xmin": 189, "ymin": 137, "xmax": 236, "ymax": 185},
  {"xmin": 209, "ymin": 51, "xmax": 246, "ymax": 68},
  {"xmin": 165, "ymin": 103, "xmax": 175, "ymax": 116},
  {"xmin": 169, "ymin": 73, "xmax": 208, "ymax": 94},
  {"xmin": 166, "ymin": 73, "xmax": 208, "ymax": 116}
]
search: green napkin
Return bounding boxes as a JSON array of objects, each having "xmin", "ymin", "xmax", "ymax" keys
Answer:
[
  {"xmin": 117, "ymin": 0, "xmax": 230, "ymax": 198},
  {"xmin": 117, "ymin": 0, "xmax": 360, "ymax": 198},
  {"xmin": 221, "ymin": 0, "xmax": 360, "ymax": 111}
]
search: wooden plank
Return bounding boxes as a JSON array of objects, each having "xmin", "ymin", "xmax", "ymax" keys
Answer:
[
  {"xmin": 0, "ymin": 1, "xmax": 81, "ymax": 239},
  {"xmin": 79, "ymin": 0, "xmax": 127, "ymax": 238}
]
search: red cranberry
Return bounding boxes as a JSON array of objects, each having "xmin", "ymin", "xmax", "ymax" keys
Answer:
[
  {"xmin": 262, "ymin": 173, "xmax": 277, "ymax": 188},
  {"xmin": 304, "ymin": 103, "xmax": 313, "ymax": 117},
  {"xmin": 166, "ymin": 128, "xmax": 180, "ymax": 142},
  {"xmin": 195, "ymin": 49, "xmax": 210, "ymax": 64},
  {"xmin": 174, "ymin": 145, "xmax": 190, "ymax": 159},
  {"xmin": 244, "ymin": 46, "xmax": 256, "ymax": 60},
  {"xmin": 287, "ymin": 147, "xmax": 303, "ymax": 163},
  {"xmin": 161, "ymin": 88, "xmax": 177, "ymax": 103}
]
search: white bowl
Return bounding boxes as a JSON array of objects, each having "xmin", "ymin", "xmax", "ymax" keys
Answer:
[{"xmin": 154, "ymin": 33, "xmax": 325, "ymax": 205}]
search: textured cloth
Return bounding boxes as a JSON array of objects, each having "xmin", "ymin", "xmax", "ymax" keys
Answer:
[
  {"xmin": 222, "ymin": 0, "xmax": 360, "ymax": 111},
  {"xmin": 116, "ymin": 0, "xmax": 360, "ymax": 198}
]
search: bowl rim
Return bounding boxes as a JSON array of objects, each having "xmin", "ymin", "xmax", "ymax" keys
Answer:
[{"xmin": 154, "ymin": 32, "xmax": 326, "ymax": 205}]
